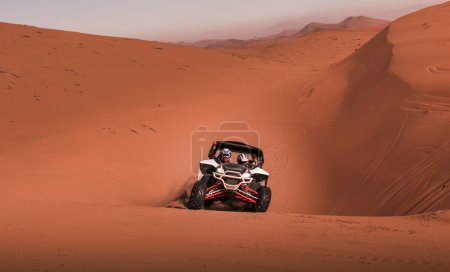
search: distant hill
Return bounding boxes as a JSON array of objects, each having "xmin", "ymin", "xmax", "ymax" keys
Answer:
[
  {"xmin": 183, "ymin": 16, "xmax": 390, "ymax": 48},
  {"xmin": 181, "ymin": 38, "xmax": 246, "ymax": 49},
  {"xmin": 296, "ymin": 16, "xmax": 390, "ymax": 36}
]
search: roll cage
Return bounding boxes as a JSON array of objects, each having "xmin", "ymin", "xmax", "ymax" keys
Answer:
[{"xmin": 208, "ymin": 141, "xmax": 264, "ymax": 168}]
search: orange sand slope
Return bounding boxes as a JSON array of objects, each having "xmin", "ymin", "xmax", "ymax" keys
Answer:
[
  {"xmin": 288, "ymin": 2, "xmax": 450, "ymax": 215},
  {"xmin": 0, "ymin": 22, "xmax": 293, "ymax": 206},
  {"xmin": 1, "ymin": 2, "xmax": 450, "ymax": 272},
  {"xmin": 213, "ymin": 2, "xmax": 449, "ymax": 215},
  {"xmin": 0, "ymin": 3, "xmax": 449, "ymax": 217},
  {"xmin": 1, "ymin": 200, "xmax": 449, "ymax": 272},
  {"xmin": 0, "ymin": 23, "xmax": 378, "ymax": 212}
]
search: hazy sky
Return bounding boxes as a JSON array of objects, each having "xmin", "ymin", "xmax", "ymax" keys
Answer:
[{"xmin": 0, "ymin": 0, "xmax": 445, "ymax": 42}]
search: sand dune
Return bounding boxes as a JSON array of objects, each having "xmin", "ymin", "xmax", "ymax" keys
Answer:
[
  {"xmin": 1, "ymin": 2, "xmax": 449, "ymax": 271},
  {"xmin": 0, "ymin": 22, "xmax": 288, "ymax": 206},
  {"xmin": 285, "ymin": 2, "xmax": 450, "ymax": 215},
  {"xmin": 0, "ymin": 21, "xmax": 379, "ymax": 211},
  {"xmin": 1, "ymin": 2, "xmax": 449, "ymax": 215}
]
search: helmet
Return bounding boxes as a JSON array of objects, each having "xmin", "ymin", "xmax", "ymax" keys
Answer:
[
  {"xmin": 237, "ymin": 153, "xmax": 249, "ymax": 164},
  {"xmin": 221, "ymin": 148, "xmax": 231, "ymax": 162}
]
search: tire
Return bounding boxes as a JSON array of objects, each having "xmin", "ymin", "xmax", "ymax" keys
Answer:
[
  {"xmin": 254, "ymin": 186, "xmax": 271, "ymax": 212},
  {"xmin": 204, "ymin": 199, "xmax": 214, "ymax": 209},
  {"xmin": 186, "ymin": 179, "xmax": 207, "ymax": 210}
]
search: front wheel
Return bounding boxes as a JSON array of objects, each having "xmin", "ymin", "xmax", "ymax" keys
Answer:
[
  {"xmin": 186, "ymin": 179, "xmax": 207, "ymax": 210},
  {"xmin": 254, "ymin": 186, "xmax": 271, "ymax": 212}
]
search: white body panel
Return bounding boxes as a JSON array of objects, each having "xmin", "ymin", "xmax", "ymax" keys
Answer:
[
  {"xmin": 250, "ymin": 167, "xmax": 269, "ymax": 176},
  {"xmin": 200, "ymin": 159, "xmax": 219, "ymax": 168},
  {"xmin": 198, "ymin": 159, "xmax": 220, "ymax": 180}
]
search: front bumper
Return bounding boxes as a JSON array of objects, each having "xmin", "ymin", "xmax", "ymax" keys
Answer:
[{"xmin": 205, "ymin": 171, "xmax": 259, "ymax": 204}]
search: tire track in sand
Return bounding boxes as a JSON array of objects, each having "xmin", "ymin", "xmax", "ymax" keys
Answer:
[
  {"xmin": 402, "ymin": 93, "xmax": 450, "ymax": 113},
  {"xmin": 357, "ymin": 112, "xmax": 410, "ymax": 186},
  {"xmin": 427, "ymin": 64, "xmax": 450, "ymax": 73},
  {"xmin": 375, "ymin": 141, "xmax": 450, "ymax": 214}
]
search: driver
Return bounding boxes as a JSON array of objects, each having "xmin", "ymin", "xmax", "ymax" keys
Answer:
[
  {"xmin": 219, "ymin": 148, "xmax": 232, "ymax": 163},
  {"xmin": 237, "ymin": 153, "xmax": 249, "ymax": 166}
]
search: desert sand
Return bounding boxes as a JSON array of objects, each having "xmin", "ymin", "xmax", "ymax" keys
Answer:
[{"xmin": 1, "ymin": 2, "xmax": 449, "ymax": 271}]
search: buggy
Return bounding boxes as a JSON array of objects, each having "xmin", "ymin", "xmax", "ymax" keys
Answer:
[{"xmin": 187, "ymin": 141, "xmax": 271, "ymax": 212}]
